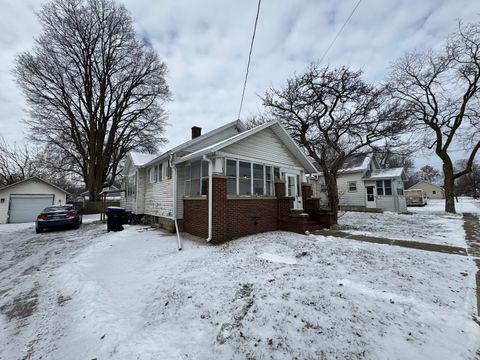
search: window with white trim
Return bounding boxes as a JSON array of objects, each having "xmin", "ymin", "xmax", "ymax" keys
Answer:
[
  {"xmin": 225, "ymin": 159, "xmax": 279, "ymax": 196},
  {"xmin": 376, "ymin": 180, "xmax": 392, "ymax": 196},
  {"xmin": 397, "ymin": 188, "xmax": 404, "ymax": 196},
  {"xmin": 127, "ymin": 174, "xmax": 137, "ymax": 197},
  {"xmin": 158, "ymin": 163, "xmax": 163, "ymax": 181},
  {"xmin": 348, "ymin": 181, "xmax": 357, "ymax": 192},
  {"xmin": 185, "ymin": 160, "xmax": 209, "ymax": 196}
]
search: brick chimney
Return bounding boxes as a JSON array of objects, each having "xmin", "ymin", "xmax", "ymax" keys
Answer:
[{"xmin": 191, "ymin": 126, "xmax": 202, "ymax": 139}]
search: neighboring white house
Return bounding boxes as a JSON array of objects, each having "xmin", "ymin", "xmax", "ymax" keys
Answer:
[
  {"xmin": 407, "ymin": 181, "xmax": 444, "ymax": 199},
  {"xmin": 121, "ymin": 119, "xmax": 319, "ymax": 243},
  {"xmin": 310, "ymin": 154, "xmax": 408, "ymax": 213},
  {"xmin": 0, "ymin": 177, "xmax": 68, "ymax": 224},
  {"xmin": 81, "ymin": 186, "xmax": 122, "ymax": 201}
]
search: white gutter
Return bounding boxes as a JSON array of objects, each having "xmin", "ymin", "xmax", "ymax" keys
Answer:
[
  {"xmin": 202, "ymin": 155, "xmax": 213, "ymax": 242},
  {"xmin": 170, "ymin": 154, "xmax": 182, "ymax": 251}
]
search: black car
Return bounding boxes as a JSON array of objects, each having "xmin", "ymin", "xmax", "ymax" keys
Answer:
[{"xmin": 35, "ymin": 205, "xmax": 82, "ymax": 233}]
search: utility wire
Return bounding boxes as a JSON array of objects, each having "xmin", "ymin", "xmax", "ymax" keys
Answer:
[
  {"xmin": 318, "ymin": 0, "xmax": 363, "ymax": 65},
  {"xmin": 237, "ymin": 0, "xmax": 262, "ymax": 120}
]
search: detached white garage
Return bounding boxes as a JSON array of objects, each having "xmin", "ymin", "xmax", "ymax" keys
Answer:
[{"xmin": 0, "ymin": 177, "xmax": 68, "ymax": 224}]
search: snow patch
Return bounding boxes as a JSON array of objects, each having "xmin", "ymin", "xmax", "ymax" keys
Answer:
[{"xmin": 257, "ymin": 252, "xmax": 297, "ymax": 264}]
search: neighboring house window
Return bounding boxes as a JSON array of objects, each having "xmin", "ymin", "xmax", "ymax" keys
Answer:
[
  {"xmin": 376, "ymin": 180, "xmax": 392, "ymax": 196},
  {"xmin": 348, "ymin": 181, "xmax": 357, "ymax": 192},
  {"xmin": 432, "ymin": 190, "xmax": 436, "ymax": 194},
  {"xmin": 225, "ymin": 159, "xmax": 278, "ymax": 196},
  {"xmin": 185, "ymin": 160, "xmax": 209, "ymax": 196},
  {"xmin": 127, "ymin": 174, "xmax": 136, "ymax": 197}
]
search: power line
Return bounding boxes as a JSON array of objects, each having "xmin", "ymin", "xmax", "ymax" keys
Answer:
[
  {"xmin": 237, "ymin": 0, "xmax": 262, "ymax": 120},
  {"xmin": 318, "ymin": 0, "xmax": 363, "ymax": 65}
]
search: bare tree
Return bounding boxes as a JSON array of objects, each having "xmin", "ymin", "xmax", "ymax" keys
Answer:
[
  {"xmin": 14, "ymin": 0, "xmax": 170, "ymax": 201},
  {"xmin": 455, "ymin": 159, "xmax": 480, "ymax": 197},
  {"xmin": 263, "ymin": 65, "xmax": 406, "ymax": 223},
  {"xmin": 417, "ymin": 164, "xmax": 441, "ymax": 184},
  {"xmin": 388, "ymin": 22, "xmax": 480, "ymax": 213},
  {"xmin": 372, "ymin": 140, "xmax": 416, "ymax": 175},
  {"xmin": 0, "ymin": 137, "xmax": 37, "ymax": 186}
]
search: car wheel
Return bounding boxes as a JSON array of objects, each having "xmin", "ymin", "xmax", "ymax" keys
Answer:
[
  {"xmin": 36, "ymin": 228, "xmax": 42, "ymax": 234},
  {"xmin": 73, "ymin": 224, "xmax": 80, "ymax": 230}
]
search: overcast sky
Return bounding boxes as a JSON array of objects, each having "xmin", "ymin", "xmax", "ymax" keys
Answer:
[{"xmin": 0, "ymin": 0, "xmax": 478, "ymax": 169}]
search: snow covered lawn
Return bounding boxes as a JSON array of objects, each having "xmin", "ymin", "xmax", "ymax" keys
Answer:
[
  {"xmin": 338, "ymin": 198, "xmax": 480, "ymax": 248},
  {"xmin": 1, "ymin": 222, "xmax": 478, "ymax": 359}
]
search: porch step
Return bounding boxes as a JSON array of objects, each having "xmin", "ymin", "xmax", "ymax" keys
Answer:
[{"xmin": 290, "ymin": 209, "xmax": 305, "ymax": 215}]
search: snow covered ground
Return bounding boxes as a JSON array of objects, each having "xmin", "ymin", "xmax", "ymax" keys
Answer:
[
  {"xmin": 338, "ymin": 197, "xmax": 480, "ymax": 248},
  {"xmin": 0, "ymin": 221, "xmax": 478, "ymax": 359}
]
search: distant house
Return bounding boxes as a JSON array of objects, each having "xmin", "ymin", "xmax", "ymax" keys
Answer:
[
  {"xmin": 407, "ymin": 181, "xmax": 444, "ymax": 199},
  {"xmin": 121, "ymin": 120, "xmax": 320, "ymax": 243},
  {"xmin": 0, "ymin": 177, "xmax": 68, "ymax": 224},
  {"xmin": 81, "ymin": 186, "xmax": 122, "ymax": 201},
  {"xmin": 310, "ymin": 154, "xmax": 408, "ymax": 213}
]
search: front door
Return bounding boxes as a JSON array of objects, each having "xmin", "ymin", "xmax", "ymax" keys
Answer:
[
  {"xmin": 285, "ymin": 173, "xmax": 303, "ymax": 210},
  {"xmin": 366, "ymin": 186, "xmax": 376, "ymax": 208}
]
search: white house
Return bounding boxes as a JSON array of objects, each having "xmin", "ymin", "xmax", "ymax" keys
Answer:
[
  {"xmin": 310, "ymin": 154, "xmax": 408, "ymax": 213},
  {"xmin": 0, "ymin": 177, "xmax": 68, "ymax": 224},
  {"xmin": 121, "ymin": 120, "xmax": 321, "ymax": 243},
  {"xmin": 407, "ymin": 181, "xmax": 444, "ymax": 199}
]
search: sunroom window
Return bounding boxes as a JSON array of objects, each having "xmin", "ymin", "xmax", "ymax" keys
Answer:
[
  {"xmin": 185, "ymin": 160, "xmax": 209, "ymax": 196},
  {"xmin": 225, "ymin": 159, "xmax": 279, "ymax": 196},
  {"xmin": 239, "ymin": 161, "xmax": 251, "ymax": 195}
]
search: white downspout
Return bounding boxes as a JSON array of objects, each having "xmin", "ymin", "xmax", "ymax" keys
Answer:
[
  {"xmin": 170, "ymin": 155, "xmax": 182, "ymax": 251},
  {"xmin": 203, "ymin": 155, "xmax": 213, "ymax": 242}
]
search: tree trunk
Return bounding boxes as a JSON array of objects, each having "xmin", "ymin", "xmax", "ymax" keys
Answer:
[
  {"xmin": 442, "ymin": 159, "xmax": 456, "ymax": 213},
  {"xmin": 325, "ymin": 172, "xmax": 339, "ymax": 224}
]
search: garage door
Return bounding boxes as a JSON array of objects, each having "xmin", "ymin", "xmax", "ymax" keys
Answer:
[{"xmin": 9, "ymin": 196, "xmax": 54, "ymax": 223}]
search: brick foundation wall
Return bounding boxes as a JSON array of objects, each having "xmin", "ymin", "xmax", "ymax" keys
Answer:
[
  {"xmin": 182, "ymin": 177, "xmax": 319, "ymax": 243},
  {"xmin": 225, "ymin": 198, "xmax": 278, "ymax": 240},
  {"xmin": 183, "ymin": 198, "xmax": 208, "ymax": 238}
]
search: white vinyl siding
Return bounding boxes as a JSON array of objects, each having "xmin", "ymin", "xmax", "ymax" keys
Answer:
[
  {"xmin": 221, "ymin": 128, "xmax": 302, "ymax": 169},
  {"xmin": 337, "ymin": 173, "xmax": 367, "ymax": 207},
  {"xmin": 144, "ymin": 175, "xmax": 174, "ymax": 219}
]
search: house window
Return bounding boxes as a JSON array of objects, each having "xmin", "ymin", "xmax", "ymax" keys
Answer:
[
  {"xmin": 348, "ymin": 181, "xmax": 357, "ymax": 192},
  {"xmin": 397, "ymin": 188, "xmax": 404, "ymax": 196},
  {"xmin": 158, "ymin": 163, "xmax": 163, "ymax": 181},
  {"xmin": 162, "ymin": 161, "xmax": 172, "ymax": 180},
  {"xmin": 432, "ymin": 190, "xmax": 436, "ymax": 195},
  {"xmin": 376, "ymin": 180, "xmax": 392, "ymax": 196},
  {"xmin": 185, "ymin": 160, "xmax": 209, "ymax": 196},
  {"xmin": 320, "ymin": 184, "xmax": 328, "ymax": 192},
  {"xmin": 226, "ymin": 159, "xmax": 237, "ymax": 195},
  {"xmin": 239, "ymin": 161, "xmax": 251, "ymax": 195},
  {"xmin": 148, "ymin": 166, "xmax": 158, "ymax": 183},
  {"xmin": 127, "ymin": 174, "xmax": 137, "ymax": 197},
  {"xmin": 253, "ymin": 164, "xmax": 264, "ymax": 196},
  {"xmin": 225, "ymin": 159, "xmax": 279, "ymax": 196},
  {"xmin": 265, "ymin": 166, "xmax": 273, "ymax": 196}
]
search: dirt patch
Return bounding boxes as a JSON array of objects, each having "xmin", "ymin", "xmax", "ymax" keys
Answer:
[
  {"xmin": 0, "ymin": 288, "xmax": 38, "ymax": 320},
  {"xmin": 57, "ymin": 295, "xmax": 72, "ymax": 306}
]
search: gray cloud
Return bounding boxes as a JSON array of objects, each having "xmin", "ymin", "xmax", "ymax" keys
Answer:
[{"xmin": 0, "ymin": 0, "xmax": 478, "ymax": 170}]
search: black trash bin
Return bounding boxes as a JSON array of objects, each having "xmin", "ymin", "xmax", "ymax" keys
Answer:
[{"xmin": 106, "ymin": 207, "xmax": 126, "ymax": 232}]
